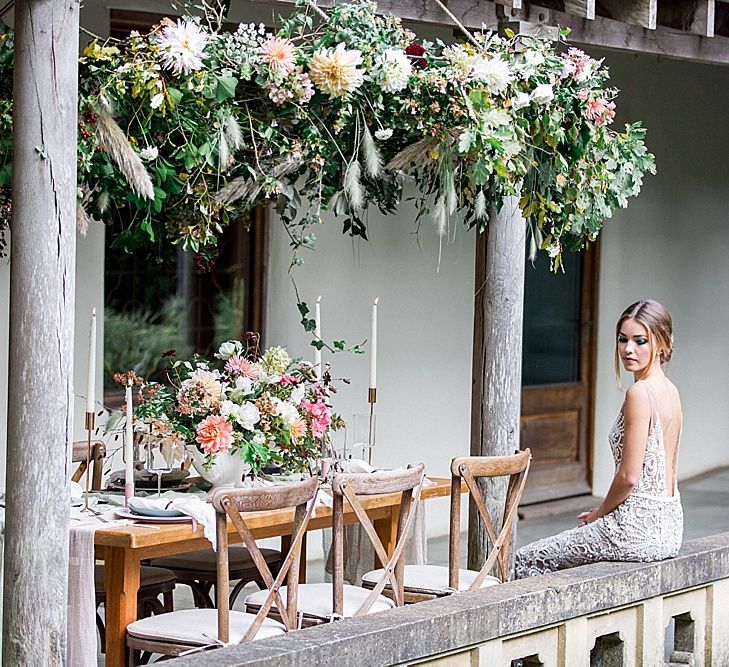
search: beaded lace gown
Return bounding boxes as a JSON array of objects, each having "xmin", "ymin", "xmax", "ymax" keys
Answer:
[{"xmin": 515, "ymin": 402, "xmax": 683, "ymax": 579}]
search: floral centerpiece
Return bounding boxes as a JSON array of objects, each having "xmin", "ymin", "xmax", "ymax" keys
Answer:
[{"xmin": 120, "ymin": 337, "xmax": 344, "ymax": 486}]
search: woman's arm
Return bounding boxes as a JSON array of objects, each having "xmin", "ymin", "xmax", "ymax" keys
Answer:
[{"xmin": 580, "ymin": 383, "xmax": 652, "ymax": 525}]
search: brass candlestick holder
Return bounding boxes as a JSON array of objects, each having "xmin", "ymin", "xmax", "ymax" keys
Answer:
[
  {"xmin": 367, "ymin": 387, "xmax": 376, "ymax": 466},
  {"xmin": 81, "ymin": 410, "xmax": 99, "ymax": 514}
]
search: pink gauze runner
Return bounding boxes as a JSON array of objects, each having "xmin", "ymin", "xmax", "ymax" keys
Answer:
[{"xmin": 67, "ymin": 520, "xmax": 99, "ymax": 667}]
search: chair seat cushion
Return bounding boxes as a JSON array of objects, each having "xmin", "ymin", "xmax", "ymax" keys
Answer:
[
  {"xmin": 361, "ymin": 564, "xmax": 501, "ymax": 594},
  {"xmin": 245, "ymin": 583, "xmax": 394, "ymax": 620},
  {"xmin": 94, "ymin": 564, "xmax": 175, "ymax": 592},
  {"xmin": 149, "ymin": 545, "xmax": 281, "ymax": 573},
  {"xmin": 126, "ymin": 608, "xmax": 285, "ymax": 645}
]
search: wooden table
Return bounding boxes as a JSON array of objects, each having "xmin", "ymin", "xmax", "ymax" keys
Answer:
[{"xmin": 95, "ymin": 477, "xmax": 455, "ymax": 666}]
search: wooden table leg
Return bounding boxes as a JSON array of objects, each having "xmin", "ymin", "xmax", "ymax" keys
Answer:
[
  {"xmin": 374, "ymin": 508, "xmax": 398, "ymax": 568},
  {"xmin": 280, "ymin": 533, "xmax": 308, "ymax": 582},
  {"xmin": 103, "ymin": 546, "xmax": 140, "ymax": 667}
]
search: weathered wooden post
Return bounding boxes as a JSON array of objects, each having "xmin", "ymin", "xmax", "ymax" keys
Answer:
[
  {"xmin": 468, "ymin": 195, "xmax": 526, "ymax": 573},
  {"xmin": 3, "ymin": 1, "xmax": 80, "ymax": 664}
]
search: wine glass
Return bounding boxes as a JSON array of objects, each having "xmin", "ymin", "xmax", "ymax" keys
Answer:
[
  {"xmin": 351, "ymin": 413, "xmax": 375, "ymax": 466},
  {"xmin": 145, "ymin": 442, "xmax": 172, "ymax": 499}
]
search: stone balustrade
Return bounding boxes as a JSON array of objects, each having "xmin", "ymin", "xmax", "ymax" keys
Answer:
[{"xmin": 169, "ymin": 533, "xmax": 729, "ymax": 666}]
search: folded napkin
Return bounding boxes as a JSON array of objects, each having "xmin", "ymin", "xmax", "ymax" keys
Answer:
[{"xmin": 128, "ymin": 496, "xmax": 217, "ymax": 549}]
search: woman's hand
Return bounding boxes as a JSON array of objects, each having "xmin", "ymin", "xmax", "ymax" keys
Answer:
[{"xmin": 577, "ymin": 508, "xmax": 601, "ymax": 526}]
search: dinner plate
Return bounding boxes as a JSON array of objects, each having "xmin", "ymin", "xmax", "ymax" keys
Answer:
[
  {"xmin": 127, "ymin": 502, "xmax": 186, "ymax": 518},
  {"xmin": 115, "ymin": 508, "xmax": 192, "ymax": 523}
]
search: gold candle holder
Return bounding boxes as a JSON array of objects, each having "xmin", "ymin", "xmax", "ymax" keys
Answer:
[
  {"xmin": 367, "ymin": 388, "xmax": 376, "ymax": 466},
  {"xmin": 81, "ymin": 410, "xmax": 99, "ymax": 514}
]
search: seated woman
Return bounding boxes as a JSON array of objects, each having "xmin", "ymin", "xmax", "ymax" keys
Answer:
[{"xmin": 515, "ymin": 299, "xmax": 683, "ymax": 578}]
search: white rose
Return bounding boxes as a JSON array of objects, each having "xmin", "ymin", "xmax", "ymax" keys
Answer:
[
  {"xmin": 221, "ymin": 400, "xmax": 260, "ymax": 430},
  {"xmin": 375, "ymin": 128, "xmax": 393, "ymax": 141},
  {"xmin": 531, "ymin": 84, "xmax": 554, "ymax": 105},
  {"xmin": 272, "ymin": 398, "xmax": 299, "ymax": 426},
  {"xmin": 511, "ymin": 92, "xmax": 531, "ymax": 111},
  {"xmin": 234, "ymin": 376, "xmax": 254, "ymax": 396},
  {"xmin": 215, "ymin": 340, "xmax": 243, "ymax": 360},
  {"xmin": 290, "ymin": 384, "xmax": 305, "ymax": 406}
]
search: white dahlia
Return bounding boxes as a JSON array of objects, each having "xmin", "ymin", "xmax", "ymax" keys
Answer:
[
  {"xmin": 470, "ymin": 56, "xmax": 512, "ymax": 96},
  {"xmin": 375, "ymin": 48, "xmax": 412, "ymax": 93},
  {"xmin": 308, "ymin": 43, "xmax": 364, "ymax": 97},
  {"xmin": 157, "ymin": 20, "xmax": 208, "ymax": 75}
]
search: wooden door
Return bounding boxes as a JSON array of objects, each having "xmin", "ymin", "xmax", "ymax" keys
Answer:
[{"xmin": 519, "ymin": 247, "xmax": 599, "ymax": 504}]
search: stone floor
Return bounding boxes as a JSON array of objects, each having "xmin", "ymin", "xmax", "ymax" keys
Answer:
[{"xmin": 97, "ymin": 466, "xmax": 729, "ymax": 664}]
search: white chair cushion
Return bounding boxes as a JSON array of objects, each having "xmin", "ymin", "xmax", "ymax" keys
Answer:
[
  {"xmin": 126, "ymin": 608, "xmax": 285, "ymax": 645},
  {"xmin": 361, "ymin": 564, "xmax": 501, "ymax": 593},
  {"xmin": 245, "ymin": 583, "xmax": 395, "ymax": 619}
]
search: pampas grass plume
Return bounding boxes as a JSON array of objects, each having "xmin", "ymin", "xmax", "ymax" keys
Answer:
[
  {"xmin": 432, "ymin": 196, "xmax": 447, "ymax": 237},
  {"xmin": 224, "ymin": 113, "xmax": 244, "ymax": 151},
  {"xmin": 218, "ymin": 129, "xmax": 231, "ymax": 171},
  {"xmin": 95, "ymin": 112, "xmax": 154, "ymax": 200},
  {"xmin": 361, "ymin": 124, "xmax": 383, "ymax": 179},
  {"xmin": 344, "ymin": 159, "xmax": 364, "ymax": 210},
  {"xmin": 475, "ymin": 190, "xmax": 486, "ymax": 220}
]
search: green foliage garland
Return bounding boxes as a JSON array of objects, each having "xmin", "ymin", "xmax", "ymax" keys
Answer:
[{"xmin": 0, "ymin": 0, "xmax": 655, "ymax": 273}]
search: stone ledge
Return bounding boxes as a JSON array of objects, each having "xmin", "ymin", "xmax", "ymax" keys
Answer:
[{"xmin": 168, "ymin": 532, "xmax": 729, "ymax": 667}]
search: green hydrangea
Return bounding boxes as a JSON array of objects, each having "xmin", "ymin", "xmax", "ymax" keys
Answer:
[{"xmin": 261, "ymin": 346, "xmax": 291, "ymax": 376}]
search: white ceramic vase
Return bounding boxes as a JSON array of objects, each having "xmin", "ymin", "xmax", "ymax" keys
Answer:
[{"xmin": 188, "ymin": 447, "xmax": 250, "ymax": 492}]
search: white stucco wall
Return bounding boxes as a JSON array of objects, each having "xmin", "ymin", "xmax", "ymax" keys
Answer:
[
  {"xmin": 265, "ymin": 190, "xmax": 476, "ymax": 544},
  {"xmin": 0, "ymin": 224, "xmax": 104, "ymax": 489},
  {"xmin": 589, "ymin": 49, "xmax": 729, "ymax": 495}
]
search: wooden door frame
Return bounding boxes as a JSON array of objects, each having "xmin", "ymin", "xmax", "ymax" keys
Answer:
[{"xmin": 470, "ymin": 233, "xmax": 600, "ymax": 504}]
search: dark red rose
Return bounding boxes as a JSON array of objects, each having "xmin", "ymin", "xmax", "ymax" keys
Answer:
[{"xmin": 405, "ymin": 43, "xmax": 426, "ymax": 69}]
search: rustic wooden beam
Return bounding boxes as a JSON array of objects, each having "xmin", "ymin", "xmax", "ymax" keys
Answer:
[
  {"xmin": 657, "ymin": 0, "xmax": 715, "ymax": 37},
  {"xmin": 2, "ymin": 0, "xmax": 80, "ymax": 664},
  {"xmin": 536, "ymin": 0, "xmax": 596, "ymax": 20},
  {"xmin": 261, "ymin": 0, "xmax": 729, "ymax": 65},
  {"xmin": 596, "ymin": 0, "xmax": 657, "ymax": 29}
]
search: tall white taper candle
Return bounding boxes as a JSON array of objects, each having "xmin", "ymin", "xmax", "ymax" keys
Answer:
[
  {"xmin": 314, "ymin": 295, "xmax": 322, "ymax": 379},
  {"xmin": 369, "ymin": 298, "xmax": 378, "ymax": 389},
  {"xmin": 125, "ymin": 381, "xmax": 135, "ymax": 505},
  {"xmin": 86, "ymin": 308, "xmax": 96, "ymax": 414}
]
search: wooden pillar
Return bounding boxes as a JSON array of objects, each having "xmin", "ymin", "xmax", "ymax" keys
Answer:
[
  {"xmin": 468, "ymin": 195, "xmax": 525, "ymax": 572},
  {"xmin": 2, "ymin": 1, "xmax": 80, "ymax": 664}
]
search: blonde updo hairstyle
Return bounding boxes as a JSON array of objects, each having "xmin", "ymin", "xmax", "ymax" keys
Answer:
[{"xmin": 614, "ymin": 299, "xmax": 674, "ymax": 382}]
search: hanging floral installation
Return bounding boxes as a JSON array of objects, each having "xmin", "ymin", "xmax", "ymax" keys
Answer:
[{"xmin": 0, "ymin": 0, "xmax": 655, "ymax": 270}]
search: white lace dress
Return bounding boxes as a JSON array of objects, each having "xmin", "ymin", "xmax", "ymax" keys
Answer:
[{"xmin": 514, "ymin": 411, "xmax": 683, "ymax": 579}]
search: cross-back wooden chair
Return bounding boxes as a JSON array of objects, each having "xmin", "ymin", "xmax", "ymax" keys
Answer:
[
  {"xmin": 245, "ymin": 463, "xmax": 426, "ymax": 625},
  {"xmin": 148, "ymin": 456, "xmax": 283, "ymax": 609},
  {"xmin": 125, "ymin": 475, "xmax": 318, "ymax": 664},
  {"xmin": 70, "ymin": 441, "xmax": 178, "ymax": 652},
  {"xmin": 361, "ymin": 450, "xmax": 531, "ymax": 601}
]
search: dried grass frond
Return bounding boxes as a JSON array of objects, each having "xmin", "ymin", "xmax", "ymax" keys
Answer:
[
  {"xmin": 432, "ymin": 196, "xmax": 447, "ymax": 237},
  {"xmin": 218, "ymin": 129, "xmax": 231, "ymax": 171},
  {"xmin": 386, "ymin": 138, "xmax": 436, "ymax": 171},
  {"xmin": 213, "ymin": 155, "xmax": 302, "ymax": 207},
  {"xmin": 361, "ymin": 124, "xmax": 383, "ymax": 179},
  {"xmin": 95, "ymin": 112, "xmax": 154, "ymax": 200},
  {"xmin": 344, "ymin": 159, "xmax": 364, "ymax": 210},
  {"xmin": 224, "ymin": 113, "xmax": 244, "ymax": 151},
  {"xmin": 475, "ymin": 190, "xmax": 486, "ymax": 220},
  {"xmin": 77, "ymin": 202, "xmax": 91, "ymax": 236}
]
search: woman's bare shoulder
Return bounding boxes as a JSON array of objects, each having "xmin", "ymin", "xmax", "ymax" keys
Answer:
[{"xmin": 623, "ymin": 382, "xmax": 652, "ymax": 420}]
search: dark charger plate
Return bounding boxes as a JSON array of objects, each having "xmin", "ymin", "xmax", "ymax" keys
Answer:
[{"xmin": 107, "ymin": 467, "xmax": 190, "ymax": 490}]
